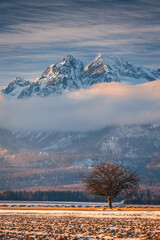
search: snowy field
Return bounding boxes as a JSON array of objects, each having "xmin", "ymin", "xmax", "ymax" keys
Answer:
[{"xmin": 0, "ymin": 209, "xmax": 160, "ymax": 239}]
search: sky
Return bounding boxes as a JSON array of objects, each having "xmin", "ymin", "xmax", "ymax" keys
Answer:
[{"xmin": 0, "ymin": 0, "xmax": 160, "ymax": 87}]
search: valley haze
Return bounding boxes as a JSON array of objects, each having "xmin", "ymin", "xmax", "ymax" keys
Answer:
[{"xmin": 0, "ymin": 81, "xmax": 160, "ymax": 131}]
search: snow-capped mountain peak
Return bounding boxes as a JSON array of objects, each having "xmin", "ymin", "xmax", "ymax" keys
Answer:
[
  {"xmin": 100, "ymin": 56, "xmax": 160, "ymax": 84},
  {"xmin": 85, "ymin": 55, "xmax": 109, "ymax": 75},
  {"xmin": 38, "ymin": 55, "xmax": 84, "ymax": 84},
  {"xmin": 2, "ymin": 55, "xmax": 160, "ymax": 99},
  {"xmin": 2, "ymin": 76, "xmax": 31, "ymax": 98},
  {"xmin": 10, "ymin": 55, "xmax": 88, "ymax": 98},
  {"xmin": 85, "ymin": 55, "xmax": 120, "ymax": 83}
]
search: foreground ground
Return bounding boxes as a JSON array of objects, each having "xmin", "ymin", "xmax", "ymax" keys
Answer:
[{"xmin": 0, "ymin": 208, "xmax": 160, "ymax": 239}]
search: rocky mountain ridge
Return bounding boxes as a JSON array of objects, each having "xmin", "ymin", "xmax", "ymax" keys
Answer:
[
  {"xmin": 1, "ymin": 122, "xmax": 160, "ymax": 159},
  {"xmin": 0, "ymin": 124, "xmax": 160, "ymax": 191},
  {"xmin": 2, "ymin": 55, "xmax": 160, "ymax": 99},
  {"xmin": 14, "ymin": 123, "xmax": 160, "ymax": 159}
]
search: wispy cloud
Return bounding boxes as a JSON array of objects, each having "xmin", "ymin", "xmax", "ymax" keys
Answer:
[
  {"xmin": 0, "ymin": 16, "xmax": 160, "ymax": 47},
  {"xmin": 0, "ymin": 0, "xmax": 159, "ymax": 86}
]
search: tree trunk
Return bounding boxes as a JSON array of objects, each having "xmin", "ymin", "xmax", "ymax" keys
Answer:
[{"xmin": 108, "ymin": 197, "xmax": 112, "ymax": 209}]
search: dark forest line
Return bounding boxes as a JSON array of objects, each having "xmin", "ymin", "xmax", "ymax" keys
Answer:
[
  {"xmin": 0, "ymin": 190, "xmax": 105, "ymax": 202},
  {"xmin": 0, "ymin": 189, "xmax": 159, "ymax": 204}
]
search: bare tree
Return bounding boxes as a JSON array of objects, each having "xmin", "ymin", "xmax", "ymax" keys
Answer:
[{"xmin": 83, "ymin": 161, "xmax": 139, "ymax": 209}]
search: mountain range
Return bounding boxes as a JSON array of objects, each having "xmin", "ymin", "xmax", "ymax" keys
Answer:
[
  {"xmin": 2, "ymin": 55, "xmax": 160, "ymax": 98},
  {"xmin": 0, "ymin": 124, "xmax": 160, "ymax": 191},
  {"xmin": 0, "ymin": 55, "xmax": 160, "ymax": 192}
]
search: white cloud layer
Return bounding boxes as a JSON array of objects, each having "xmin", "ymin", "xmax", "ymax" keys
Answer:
[{"xmin": 0, "ymin": 81, "xmax": 160, "ymax": 131}]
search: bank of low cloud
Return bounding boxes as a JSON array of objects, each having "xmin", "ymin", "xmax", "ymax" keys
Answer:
[{"xmin": 0, "ymin": 81, "xmax": 160, "ymax": 131}]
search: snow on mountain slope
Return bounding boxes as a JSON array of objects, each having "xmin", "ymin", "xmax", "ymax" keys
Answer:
[
  {"xmin": 85, "ymin": 55, "xmax": 120, "ymax": 84},
  {"xmin": 96, "ymin": 124, "xmax": 160, "ymax": 159},
  {"xmin": 17, "ymin": 55, "xmax": 90, "ymax": 99},
  {"xmin": 85, "ymin": 55, "xmax": 160, "ymax": 84},
  {"xmin": 0, "ymin": 127, "xmax": 27, "ymax": 150},
  {"xmin": 2, "ymin": 55, "xmax": 160, "ymax": 98},
  {"xmin": 14, "ymin": 123, "xmax": 160, "ymax": 159},
  {"xmin": 2, "ymin": 77, "xmax": 31, "ymax": 98}
]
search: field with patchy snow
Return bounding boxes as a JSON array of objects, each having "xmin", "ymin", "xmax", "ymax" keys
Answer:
[{"xmin": 0, "ymin": 209, "xmax": 160, "ymax": 239}]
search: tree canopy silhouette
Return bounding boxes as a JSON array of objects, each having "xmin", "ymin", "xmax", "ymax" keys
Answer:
[{"xmin": 84, "ymin": 161, "xmax": 139, "ymax": 208}]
